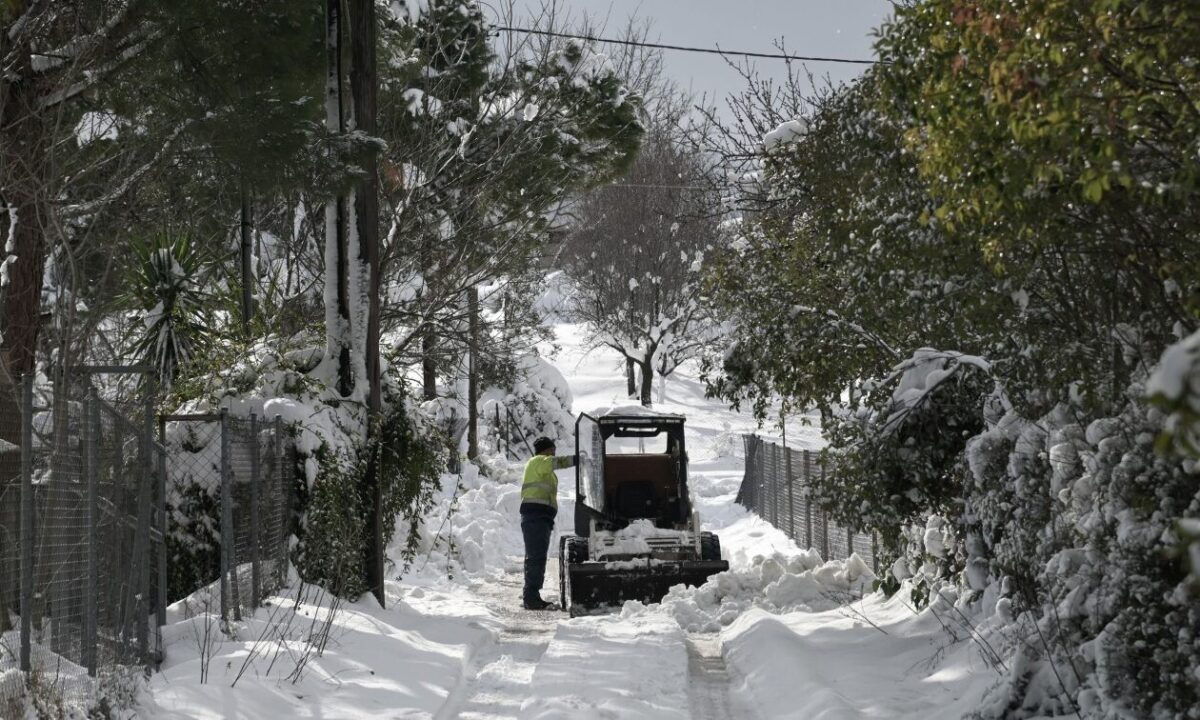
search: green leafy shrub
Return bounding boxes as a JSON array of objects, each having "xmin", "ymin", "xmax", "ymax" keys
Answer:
[
  {"xmin": 292, "ymin": 398, "xmax": 447, "ymax": 596},
  {"xmin": 120, "ymin": 233, "xmax": 214, "ymax": 388}
]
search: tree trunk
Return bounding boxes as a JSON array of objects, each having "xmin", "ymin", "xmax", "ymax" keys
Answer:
[
  {"xmin": 324, "ymin": 0, "xmax": 354, "ymax": 398},
  {"xmin": 349, "ymin": 0, "xmax": 383, "ymax": 606},
  {"xmin": 422, "ymin": 330, "xmax": 437, "ymax": 399},
  {"xmin": 466, "ymin": 286, "xmax": 480, "ymax": 460},
  {"xmin": 239, "ymin": 179, "xmax": 254, "ymax": 335},
  {"xmin": 626, "ymin": 357, "xmax": 636, "ymax": 398},
  {"xmin": 0, "ymin": 92, "xmax": 50, "ymax": 380},
  {"xmin": 638, "ymin": 352, "xmax": 653, "ymax": 407}
]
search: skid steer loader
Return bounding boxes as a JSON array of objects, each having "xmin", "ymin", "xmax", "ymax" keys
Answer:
[{"xmin": 559, "ymin": 409, "xmax": 728, "ymax": 616}]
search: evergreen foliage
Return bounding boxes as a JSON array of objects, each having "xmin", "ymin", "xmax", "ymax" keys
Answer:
[{"xmin": 120, "ymin": 233, "xmax": 213, "ymax": 388}]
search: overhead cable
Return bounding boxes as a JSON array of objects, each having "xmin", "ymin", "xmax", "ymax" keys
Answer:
[{"xmin": 493, "ymin": 25, "xmax": 882, "ymax": 66}]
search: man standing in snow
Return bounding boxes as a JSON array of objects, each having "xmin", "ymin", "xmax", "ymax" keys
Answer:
[{"xmin": 520, "ymin": 436, "xmax": 576, "ymax": 610}]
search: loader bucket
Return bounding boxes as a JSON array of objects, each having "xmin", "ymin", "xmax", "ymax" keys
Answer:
[{"xmin": 563, "ymin": 559, "xmax": 729, "ymax": 616}]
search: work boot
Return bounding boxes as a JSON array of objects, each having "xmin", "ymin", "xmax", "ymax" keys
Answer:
[{"xmin": 522, "ymin": 596, "xmax": 557, "ymax": 611}]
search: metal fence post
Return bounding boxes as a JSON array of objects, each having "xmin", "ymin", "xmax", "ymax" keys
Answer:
[
  {"xmin": 19, "ymin": 373, "xmax": 33, "ymax": 672},
  {"xmin": 219, "ymin": 409, "xmax": 232, "ymax": 622},
  {"xmin": 156, "ymin": 418, "xmax": 168, "ymax": 654},
  {"xmin": 249, "ymin": 413, "xmax": 261, "ymax": 609},
  {"xmin": 136, "ymin": 385, "xmax": 155, "ymax": 664},
  {"xmin": 802, "ymin": 450, "xmax": 813, "ymax": 550},
  {"xmin": 84, "ymin": 390, "xmax": 98, "ymax": 676},
  {"xmin": 770, "ymin": 441, "xmax": 777, "ymax": 523},
  {"xmin": 756, "ymin": 438, "xmax": 765, "ymax": 516},
  {"xmin": 785, "ymin": 447, "xmax": 795, "ymax": 540},
  {"xmin": 274, "ymin": 415, "xmax": 287, "ymax": 586}
]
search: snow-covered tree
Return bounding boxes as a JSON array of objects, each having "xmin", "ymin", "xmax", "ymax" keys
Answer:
[
  {"xmin": 376, "ymin": 0, "xmax": 643, "ymax": 404},
  {"xmin": 564, "ymin": 121, "xmax": 719, "ymax": 405}
]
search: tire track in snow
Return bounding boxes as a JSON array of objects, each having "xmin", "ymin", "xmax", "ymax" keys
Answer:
[
  {"xmin": 686, "ymin": 634, "xmax": 743, "ymax": 720},
  {"xmin": 435, "ymin": 561, "xmax": 562, "ymax": 720}
]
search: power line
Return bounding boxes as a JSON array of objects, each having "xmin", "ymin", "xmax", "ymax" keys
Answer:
[
  {"xmin": 493, "ymin": 26, "xmax": 882, "ymax": 66},
  {"xmin": 597, "ymin": 182, "xmax": 710, "ymax": 191}
]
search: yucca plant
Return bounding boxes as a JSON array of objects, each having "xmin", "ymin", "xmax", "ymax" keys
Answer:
[{"xmin": 122, "ymin": 233, "xmax": 213, "ymax": 389}]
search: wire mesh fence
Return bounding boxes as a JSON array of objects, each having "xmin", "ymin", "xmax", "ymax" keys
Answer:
[
  {"xmin": 0, "ymin": 372, "xmax": 165, "ymax": 711},
  {"xmin": 161, "ymin": 411, "xmax": 294, "ymax": 622},
  {"xmin": 0, "ymin": 373, "xmax": 296, "ymax": 713},
  {"xmin": 737, "ymin": 435, "xmax": 879, "ymax": 572}
]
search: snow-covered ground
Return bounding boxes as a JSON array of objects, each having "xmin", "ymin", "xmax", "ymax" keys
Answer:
[{"xmin": 141, "ymin": 322, "xmax": 996, "ymax": 719}]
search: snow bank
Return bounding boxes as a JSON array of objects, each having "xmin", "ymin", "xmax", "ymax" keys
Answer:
[
  {"xmin": 721, "ymin": 591, "xmax": 995, "ymax": 720},
  {"xmin": 146, "ymin": 583, "xmax": 489, "ymax": 720}
]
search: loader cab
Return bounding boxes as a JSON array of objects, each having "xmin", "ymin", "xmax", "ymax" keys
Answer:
[{"xmin": 573, "ymin": 411, "xmax": 691, "ymax": 536}]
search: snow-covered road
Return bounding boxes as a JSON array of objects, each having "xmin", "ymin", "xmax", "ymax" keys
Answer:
[
  {"xmin": 142, "ymin": 322, "xmax": 995, "ymax": 719},
  {"xmin": 436, "ymin": 570, "xmax": 560, "ymax": 720}
]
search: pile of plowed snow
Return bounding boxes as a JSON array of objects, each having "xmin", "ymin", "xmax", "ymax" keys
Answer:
[{"xmin": 620, "ymin": 550, "xmax": 876, "ymax": 633}]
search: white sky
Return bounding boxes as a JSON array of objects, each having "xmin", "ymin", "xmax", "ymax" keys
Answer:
[{"xmin": 503, "ymin": 1, "xmax": 894, "ymax": 112}]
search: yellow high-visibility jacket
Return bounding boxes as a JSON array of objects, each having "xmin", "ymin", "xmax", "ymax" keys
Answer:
[{"xmin": 520, "ymin": 454, "xmax": 574, "ymax": 508}]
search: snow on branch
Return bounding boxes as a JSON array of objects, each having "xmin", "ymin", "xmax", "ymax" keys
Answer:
[
  {"xmin": 60, "ymin": 121, "xmax": 189, "ymax": 218},
  {"xmin": 1146, "ymin": 328, "xmax": 1200, "ymax": 455},
  {"xmin": 877, "ymin": 348, "xmax": 993, "ymax": 436},
  {"xmin": 36, "ymin": 28, "xmax": 157, "ymax": 110}
]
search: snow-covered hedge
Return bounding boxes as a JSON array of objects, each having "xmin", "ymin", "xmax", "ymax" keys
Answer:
[{"xmin": 822, "ymin": 346, "xmax": 1200, "ymax": 717}]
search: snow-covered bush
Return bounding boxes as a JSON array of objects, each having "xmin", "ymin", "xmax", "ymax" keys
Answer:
[
  {"xmin": 293, "ymin": 443, "xmax": 366, "ymax": 595},
  {"xmin": 820, "ymin": 350, "xmax": 991, "ymax": 567},
  {"xmin": 291, "ymin": 401, "xmax": 447, "ymax": 596},
  {"xmin": 479, "ymin": 354, "xmax": 575, "ymax": 452},
  {"xmin": 290, "ymin": 396, "xmax": 448, "ymax": 596},
  {"xmin": 165, "ymin": 479, "xmax": 222, "ymax": 603},
  {"xmin": 161, "ymin": 333, "xmax": 450, "ymax": 600},
  {"xmin": 377, "ymin": 397, "xmax": 447, "ymax": 569}
]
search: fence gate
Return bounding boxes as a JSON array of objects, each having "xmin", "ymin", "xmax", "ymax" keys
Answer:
[{"xmin": 0, "ymin": 370, "xmax": 166, "ymax": 713}]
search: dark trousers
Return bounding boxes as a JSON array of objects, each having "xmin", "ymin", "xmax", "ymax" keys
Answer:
[{"xmin": 520, "ymin": 503, "xmax": 556, "ymax": 604}]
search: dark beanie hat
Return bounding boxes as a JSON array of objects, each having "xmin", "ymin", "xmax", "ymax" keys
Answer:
[{"xmin": 533, "ymin": 437, "xmax": 556, "ymax": 453}]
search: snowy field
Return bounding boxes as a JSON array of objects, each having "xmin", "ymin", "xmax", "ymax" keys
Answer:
[{"xmin": 141, "ymin": 322, "xmax": 998, "ymax": 719}]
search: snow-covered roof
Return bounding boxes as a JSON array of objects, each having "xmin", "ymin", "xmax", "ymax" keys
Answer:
[{"xmin": 585, "ymin": 405, "xmax": 686, "ymax": 422}]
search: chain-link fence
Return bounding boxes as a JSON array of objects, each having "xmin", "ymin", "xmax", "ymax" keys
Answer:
[
  {"xmin": 0, "ymin": 373, "xmax": 296, "ymax": 714},
  {"xmin": 0, "ymin": 372, "xmax": 166, "ymax": 712},
  {"xmin": 161, "ymin": 411, "xmax": 294, "ymax": 622},
  {"xmin": 737, "ymin": 435, "xmax": 879, "ymax": 572}
]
